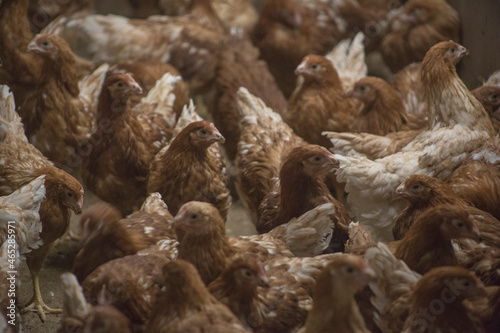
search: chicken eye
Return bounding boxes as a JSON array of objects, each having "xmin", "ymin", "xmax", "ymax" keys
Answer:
[
  {"xmin": 463, "ymin": 280, "xmax": 470, "ymax": 287},
  {"xmin": 450, "ymin": 48, "xmax": 456, "ymax": 53},
  {"xmin": 345, "ymin": 266, "xmax": 354, "ymax": 274},
  {"xmin": 411, "ymin": 184, "xmax": 421, "ymax": 190},
  {"xmin": 42, "ymin": 41, "xmax": 50, "ymax": 46},
  {"xmin": 67, "ymin": 192, "xmax": 73, "ymax": 197},
  {"xmin": 359, "ymin": 85, "xmax": 366, "ymax": 91},
  {"xmin": 117, "ymin": 82, "xmax": 124, "ymax": 88},
  {"xmin": 190, "ymin": 213, "xmax": 198, "ymax": 219},
  {"xmin": 242, "ymin": 269, "xmax": 253, "ymax": 278},
  {"xmin": 311, "ymin": 64, "xmax": 318, "ymax": 69},
  {"xmin": 451, "ymin": 218, "xmax": 465, "ymax": 228},
  {"xmin": 199, "ymin": 129, "xmax": 208, "ymax": 136}
]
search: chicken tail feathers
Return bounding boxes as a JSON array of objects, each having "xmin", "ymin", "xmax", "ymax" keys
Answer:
[
  {"xmin": 271, "ymin": 203, "xmax": 336, "ymax": 257},
  {"xmin": 0, "ymin": 85, "xmax": 27, "ymax": 142},
  {"xmin": 140, "ymin": 192, "xmax": 171, "ymax": 217},
  {"xmin": 60, "ymin": 272, "xmax": 90, "ymax": 327},
  {"xmin": 325, "ymin": 32, "xmax": 367, "ymax": 91},
  {"xmin": 0, "ymin": 176, "xmax": 45, "ymax": 255}
]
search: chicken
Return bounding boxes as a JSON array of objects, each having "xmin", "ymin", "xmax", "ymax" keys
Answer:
[
  {"xmin": 394, "ymin": 204, "xmax": 482, "ymax": 275},
  {"xmin": 81, "ymin": 248, "xmax": 171, "ymax": 330},
  {"xmin": 345, "ymin": 76, "xmax": 426, "ymax": 135},
  {"xmin": 257, "ymin": 144, "xmax": 350, "ymax": 253},
  {"xmin": 73, "ymin": 193, "xmax": 177, "ymax": 282},
  {"xmin": 329, "ymin": 41, "xmax": 496, "ymax": 241},
  {"xmin": 28, "ymin": 0, "xmax": 95, "ymax": 33},
  {"xmin": 390, "ymin": 62, "xmax": 426, "ymax": 120},
  {"xmin": 393, "ymin": 174, "xmax": 500, "ymax": 243},
  {"xmin": 45, "ymin": 3, "xmax": 227, "ymax": 94},
  {"xmin": 235, "ymin": 88, "xmax": 305, "ymax": 220},
  {"xmin": 446, "ymin": 143, "xmax": 500, "ymax": 221},
  {"xmin": 57, "ymin": 272, "xmax": 133, "ymax": 333},
  {"xmin": 0, "ymin": 177, "xmax": 44, "ymax": 332},
  {"xmin": 299, "ymin": 255, "xmax": 375, "ymax": 333},
  {"xmin": 366, "ymin": 243, "xmax": 487, "ymax": 333},
  {"xmin": 208, "ymin": 254, "xmax": 308, "ymax": 333},
  {"xmin": 0, "ymin": 176, "xmax": 45, "ymax": 257},
  {"xmin": 1, "ymin": 32, "xmax": 107, "ymax": 168},
  {"xmin": 108, "ymin": 60, "xmax": 189, "ymax": 114},
  {"xmin": 0, "ymin": 85, "xmax": 84, "ymax": 321},
  {"xmin": 472, "ymin": 85, "xmax": 500, "ymax": 133},
  {"xmin": 380, "ymin": 0, "xmax": 460, "ymax": 73},
  {"xmin": 251, "ymin": 0, "xmax": 351, "ymax": 96},
  {"xmin": 147, "ymin": 120, "xmax": 231, "ymax": 220},
  {"xmin": 210, "ymin": 253, "xmax": 357, "ymax": 332},
  {"xmin": 282, "ymin": 54, "xmax": 359, "ymax": 147},
  {"xmin": 172, "ymin": 201, "xmax": 292, "ymax": 285},
  {"xmin": 82, "ymin": 72, "xmax": 179, "ymax": 214},
  {"xmin": 209, "ymin": 31, "xmax": 287, "ymax": 160},
  {"xmin": 145, "ymin": 259, "xmax": 249, "ymax": 332}
]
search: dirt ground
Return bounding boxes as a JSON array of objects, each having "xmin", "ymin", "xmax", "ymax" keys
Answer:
[{"xmin": 18, "ymin": 187, "xmax": 255, "ymax": 332}]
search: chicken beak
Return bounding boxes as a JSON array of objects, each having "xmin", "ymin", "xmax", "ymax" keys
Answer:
[
  {"xmin": 362, "ymin": 266, "xmax": 377, "ymax": 283},
  {"xmin": 127, "ymin": 82, "xmax": 143, "ymax": 95},
  {"xmin": 295, "ymin": 62, "xmax": 307, "ymax": 76},
  {"xmin": 468, "ymin": 215, "xmax": 483, "ymax": 242},
  {"xmin": 208, "ymin": 126, "xmax": 225, "ymax": 144},
  {"xmin": 326, "ymin": 154, "xmax": 340, "ymax": 170},
  {"xmin": 394, "ymin": 184, "xmax": 406, "ymax": 197},
  {"xmin": 343, "ymin": 88, "xmax": 355, "ymax": 99},
  {"xmin": 26, "ymin": 41, "xmax": 44, "ymax": 54}
]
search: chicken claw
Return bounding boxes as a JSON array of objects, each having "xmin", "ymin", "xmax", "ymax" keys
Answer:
[{"xmin": 20, "ymin": 271, "xmax": 62, "ymax": 322}]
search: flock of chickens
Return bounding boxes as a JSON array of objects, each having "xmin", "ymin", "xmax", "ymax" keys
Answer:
[{"xmin": 0, "ymin": 0, "xmax": 499, "ymax": 332}]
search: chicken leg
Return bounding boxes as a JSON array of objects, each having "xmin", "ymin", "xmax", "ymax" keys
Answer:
[
  {"xmin": 20, "ymin": 269, "xmax": 62, "ymax": 322},
  {"xmin": 21, "ymin": 242, "xmax": 61, "ymax": 321}
]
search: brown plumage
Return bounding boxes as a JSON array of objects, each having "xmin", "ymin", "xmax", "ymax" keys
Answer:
[
  {"xmin": 147, "ymin": 121, "xmax": 231, "ymax": 220},
  {"xmin": 283, "ymin": 55, "xmax": 360, "ymax": 147},
  {"xmin": 346, "ymin": 76, "xmax": 425, "ymax": 135},
  {"xmin": 394, "ymin": 174, "xmax": 500, "ymax": 248},
  {"xmin": 300, "ymin": 255, "xmax": 375, "ymax": 333},
  {"xmin": 447, "ymin": 150, "xmax": 500, "ymax": 222},
  {"xmin": 395, "ymin": 205, "xmax": 481, "ymax": 275},
  {"xmin": 82, "ymin": 73, "xmax": 176, "ymax": 215},
  {"xmin": 172, "ymin": 201, "xmax": 293, "ymax": 285},
  {"xmin": 403, "ymin": 267, "xmax": 486, "ymax": 333},
  {"xmin": 251, "ymin": 0, "xmax": 349, "ymax": 96},
  {"xmin": 109, "ymin": 60, "xmax": 189, "ymax": 115},
  {"xmin": 0, "ymin": 87, "xmax": 84, "ymax": 321},
  {"xmin": 209, "ymin": 33, "xmax": 287, "ymax": 160},
  {"xmin": 380, "ymin": 0, "xmax": 461, "ymax": 73},
  {"xmin": 472, "ymin": 85, "xmax": 500, "ymax": 133},
  {"xmin": 73, "ymin": 194, "xmax": 177, "ymax": 283},
  {"xmin": 257, "ymin": 145, "xmax": 350, "ymax": 252},
  {"xmin": 145, "ymin": 260, "xmax": 249, "ymax": 333}
]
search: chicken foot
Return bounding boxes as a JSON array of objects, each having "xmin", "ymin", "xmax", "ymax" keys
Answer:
[{"xmin": 20, "ymin": 269, "xmax": 62, "ymax": 322}]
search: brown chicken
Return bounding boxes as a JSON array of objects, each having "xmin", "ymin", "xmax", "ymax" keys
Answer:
[
  {"xmin": 209, "ymin": 31, "xmax": 287, "ymax": 159},
  {"xmin": 251, "ymin": 0, "xmax": 351, "ymax": 96},
  {"xmin": 390, "ymin": 62, "xmax": 427, "ymax": 119},
  {"xmin": 283, "ymin": 55, "xmax": 359, "ymax": 147},
  {"xmin": 82, "ymin": 73, "xmax": 177, "ymax": 215},
  {"xmin": 394, "ymin": 174, "xmax": 500, "ymax": 247},
  {"xmin": 73, "ymin": 193, "xmax": 177, "ymax": 282},
  {"xmin": 325, "ymin": 41, "xmax": 496, "ymax": 242},
  {"xmin": 210, "ymin": 253, "xmax": 349, "ymax": 332},
  {"xmin": 145, "ymin": 260, "xmax": 250, "ymax": 332},
  {"xmin": 380, "ymin": 0, "xmax": 460, "ymax": 73},
  {"xmin": 299, "ymin": 255, "xmax": 375, "ymax": 333},
  {"xmin": 446, "ymin": 143, "xmax": 500, "ymax": 222},
  {"xmin": 235, "ymin": 88, "xmax": 305, "ymax": 220},
  {"xmin": 366, "ymin": 243, "xmax": 487, "ymax": 332},
  {"xmin": 257, "ymin": 145, "xmax": 350, "ymax": 253},
  {"xmin": 394, "ymin": 204, "xmax": 482, "ymax": 275},
  {"xmin": 147, "ymin": 121, "xmax": 231, "ymax": 220},
  {"xmin": 346, "ymin": 76, "xmax": 426, "ymax": 135},
  {"xmin": 29, "ymin": 0, "xmax": 95, "ymax": 33},
  {"xmin": 57, "ymin": 272, "xmax": 133, "ymax": 333},
  {"xmin": 472, "ymin": 85, "xmax": 500, "ymax": 133},
  {"xmin": 0, "ymin": 86, "xmax": 84, "ymax": 321},
  {"xmin": 4, "ymin": 33, "xmax": 107, "ymax": 169},
  {"xmin": 172, "ymin": 201, "xmax": 293, "ymax": 285}
]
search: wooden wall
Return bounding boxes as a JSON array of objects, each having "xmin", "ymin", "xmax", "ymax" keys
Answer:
[{"xmin": 448, "ymin": 0, "xmax": 500, "ymax": 89}]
